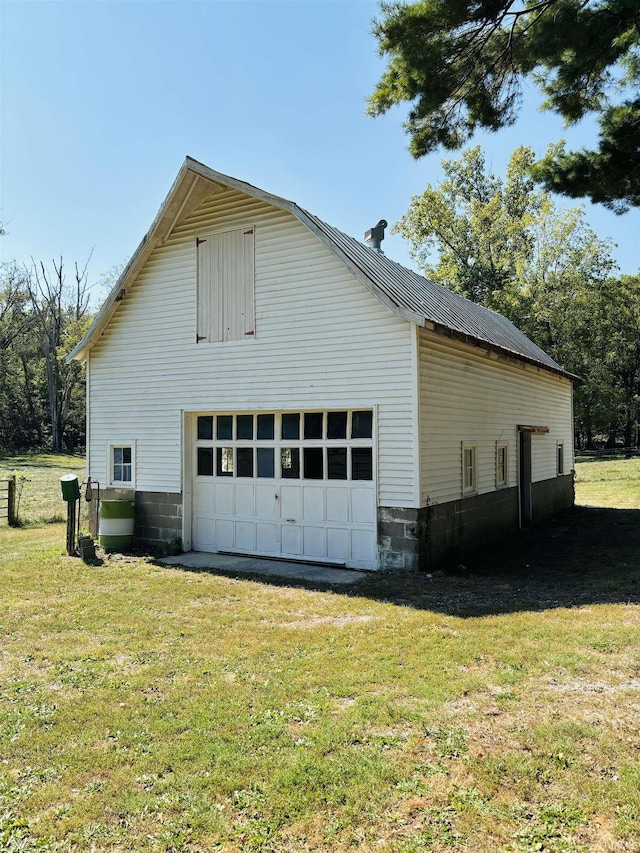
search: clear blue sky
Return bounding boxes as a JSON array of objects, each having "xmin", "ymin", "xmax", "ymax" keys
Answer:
[{"xmin": 2, "ymin": 0, "xmax": 639, "ymax": 305}]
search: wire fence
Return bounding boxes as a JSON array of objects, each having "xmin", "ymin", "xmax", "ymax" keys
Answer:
[{"xmin": 575, "ymin": 448, "xmax": 640, "ymax": 460}]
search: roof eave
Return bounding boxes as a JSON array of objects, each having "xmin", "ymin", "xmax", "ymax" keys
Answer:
[
  {"xmin": 69, "ymin": 159, "xmax": 199, "ymax": 362},
  {"xmin": 426, "ymin": 321, "xmax": 579, "ymax": 382},
  {"xmin": 69, "ymin": 157, "xmax": 577, "ymax": 384},
  {"xmin": 68, "ymin": 157, "xmax": 303, "ymax": 363},
  {"xmin": 292, "ymin": 206, "xmax": 426, "ymax": 327}
]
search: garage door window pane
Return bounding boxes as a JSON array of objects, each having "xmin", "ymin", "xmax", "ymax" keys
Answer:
[
  {"xmin": 304, "ymin": 447, "xmax": 323, "ymax": 479},
  {"xmin": 217, "ymin": 416, "xmax": 233, "ymax": 440},
  {"xmin": 327, "ymin": 447, "xmax": 347, "ymax": 479},
  {"xmin": 304, "ymin": 412, "xmax": 323, "ymax": 439},
  {"xmin": 257, "ymin": 447, "xmax": 275, "ymax": 478},
  {"xmin": 237, "ymin": 447, "xmax": 254, "ymax": 477},
  {"xmin": 281, "ymin": 447, "xmax": 300, "ymax": 478},
  {"xmin": 197, "ymin": 416, "xmax": 213, "ymax": 440},
  {"xmin": 237, "ymin": 415, "xmax": 253, "ymax": 440},
  {"xmin": 327, "ymin": 411, "xmax": 347, "ymax": 439},
  {"xmin": 281, "ymin": 413, "xmax": 300, "ymax": 440},
  {"xmin": 197, "ymin": 447, "xmax": 214, "ymax": 476},
  {"xmin": 351, "ymin": 411, "xmax": 372, "ymax": 439},
  {"xmin": 216, "ymin": 447, "xmax": 234, "ymax": 476},
  {"xmin": 257, "ymin": 414, "xmax": 275, "ymax": 440},
  {"xmin": 352, "ymin": 447, "xmax": 373, "ymax": 480}
]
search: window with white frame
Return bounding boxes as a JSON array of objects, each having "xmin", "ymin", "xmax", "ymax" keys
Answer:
[
  {"xmin": 496, "ymin": 442, "xmax": 508, "ymax": 487},
  {"xmin": 109, "ymin": 443, "xmax": 135, "ymax": 487},
  {"xmin": 557, "ymin": 442, "xmax": 564, "ymax": 475},
  {"xmin": 462, "ymin": 442, "xmax": 477, "ymax": 495}
]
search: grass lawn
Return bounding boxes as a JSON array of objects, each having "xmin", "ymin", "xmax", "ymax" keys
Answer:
[
  {"xmin": 575, "ymin": 454, "xmax": 640, "ymax": 509},
  {"xmin": 0, "ymin": 453, "xmax": 86, "ymax": 526},
  {"xmin": 1, "ymin": 456, "xmax": 639, "ymax": 851}
]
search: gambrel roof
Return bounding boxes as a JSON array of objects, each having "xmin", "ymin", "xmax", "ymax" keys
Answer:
[{"xmin": 70, "ymin": 157, "xmax": 574, "ymax": 380}]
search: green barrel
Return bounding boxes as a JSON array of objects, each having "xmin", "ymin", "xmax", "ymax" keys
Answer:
[
  {"xmin": 99, "ymin": 500, "xmax": 135, "ymax": 551},
  {"xmin": 60, "ymin": 474, "xmax": 81, "ymax": 502}
]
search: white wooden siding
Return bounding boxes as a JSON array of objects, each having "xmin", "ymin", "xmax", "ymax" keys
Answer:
[
  {"xmin": 418, "ymin": 329, "xmax": 574, "ymax": 505},
  {"xmin": 88, "ymin": 188, "xmax": 416, "ymax": 507}
]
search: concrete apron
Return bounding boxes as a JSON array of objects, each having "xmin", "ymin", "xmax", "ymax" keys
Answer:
[{"xmin": 159, "ymin": 551, "xmax": 366, "ymax": 585}]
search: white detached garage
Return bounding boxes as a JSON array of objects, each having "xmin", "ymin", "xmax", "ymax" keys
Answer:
[{"xmin": 71, "ymin": 158, "xmax": 576, "ymax": 571}]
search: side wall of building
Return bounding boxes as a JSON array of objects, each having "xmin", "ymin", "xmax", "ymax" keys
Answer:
[
  {"xmin": 376, "ymin": 329, "xmax": 574, "ymax": 571},
  {"xmin": 419, "ymin": 331, "xmax": 574, "ymax": 501},
  {"xmin": 413, "ymin": 329, "xmax": 574, "ymax": 566}
]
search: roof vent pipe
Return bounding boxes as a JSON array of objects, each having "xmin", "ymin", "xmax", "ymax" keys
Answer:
[{"xmin": 364, "ymin": 219, "xmax": 388, "ymax": 253}]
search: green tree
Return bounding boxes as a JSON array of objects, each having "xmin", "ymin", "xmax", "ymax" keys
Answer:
[
  {"xmin": 0, "ymin": 263, "xmax": 44, "ymax": 451},
  {"xmin": 394, "ymin": 145, "xmax": 635, "ymax": 445},
  {"xmin": 394, "ymin": 146, "xmax": 542, "ymax": 322},
  {"xmin": 520, "ymin": 215, "xmax": 622, "ymax": 445},
  {"xmin": 368, "ymin": 0, "xmax": 640, "ymax": 212},
  {"xmin": 25, "ymin": 258, "xmax": 92, "ymax": 453},
  {"xmin": 606, "ymin": 273, "xmax": 640, "ymax": 446}
]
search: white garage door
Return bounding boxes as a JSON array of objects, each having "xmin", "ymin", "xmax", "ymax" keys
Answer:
[{"xmin": 192, "ymin": 410, "xmax": 377, "ymax": 570}]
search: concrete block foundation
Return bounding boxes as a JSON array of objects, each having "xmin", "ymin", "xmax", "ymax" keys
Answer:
[
  {"xmin": 88, "ymin": 489, "xmax": 182, "ymax": 554},
  {"xmin": 133, "ymin": 491, "xmax": 182, "ymax": 552},
  {"xmin": 88, "ymin": 475, "xmax": 574, "ymax": 567},
  {"xmin": 378, "ymin": 473, "xmax": 575, "ymax": 572}
]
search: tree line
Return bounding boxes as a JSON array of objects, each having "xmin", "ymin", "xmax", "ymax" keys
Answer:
[
  {"xmin": 367, "ymin": 1, "xmax": 639, "ymax": 448},
  {"xmin": 0, "ymin": 259, "xmax": 93, "ymax": 454},
  {"xmin": 1, "ymin": 149, "xmax": 638, "ymax": 454}
]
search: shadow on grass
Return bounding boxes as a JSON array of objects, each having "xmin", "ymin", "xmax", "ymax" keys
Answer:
[{"xmin": 159, "ymin": 505, "xmax": 640, "ymax": 617}]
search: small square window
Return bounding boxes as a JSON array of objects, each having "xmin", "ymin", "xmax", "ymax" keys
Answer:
[
  {"xmin": 281, "ymin": 447, "xmax": 300, "ymax": 479},
  {"xmin": 197, "ymin": 447, "xmax": 214, "ymax": 476},
  {"xmin": 304, "ymin": 412, "xmax": 323, "ymax": 440},
  {"xmin": 257, "ymin": 447, "xmax": 275, "ymax": 478},
  {"xmin": 303, "ymin": 447, "xmax": 323, "ymax": 479},
  {"xmin": 327, "ymin": 411, "xmax": 347, "ymax": 440},
  {"xmin": 327, "ymin": 447, "xmax": 347, "ymax": 479},
  {"xmin": 217, "ymin": 416, "xmax": 233, "ymax": 441},
  {"xmin": 197, "ymin": 416, "xmax": 213, "ymax": 440},
  {"xmin": 351, "ymin": 410, "xmax": 372, "ymax": 439},
  {"xmin": 236, "ymin": 415, "xmax": 253, "ymax": 440},
  {"xmin": 462, "ymin": 443, "xmax": 477, "ymax": 495},
  {"xmin": 237, "ymin": 447, "xmax": 254, "ymax": 478},
  {"xmin": 282, "ymin": 413, "xmax": 300, "ymax": 440},
  {"xmin": 351, "ymin": 447, "xmax": 373, "ymax": 480},
  {"xmin": 257, "ymin": 414, "xmax": 275, "ymax": 440},
  {"xmin": 110, "ymin": 443, "xmax": 134, "ymax": 486},
  {"xmin": 217, "ymin": 447, "xmax": 234, "ymax": 476}
]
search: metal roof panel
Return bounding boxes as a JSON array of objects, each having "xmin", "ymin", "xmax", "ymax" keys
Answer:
[{"xmin": 299, "ymin": 211, "xmax": 571, "ymax": 377}]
